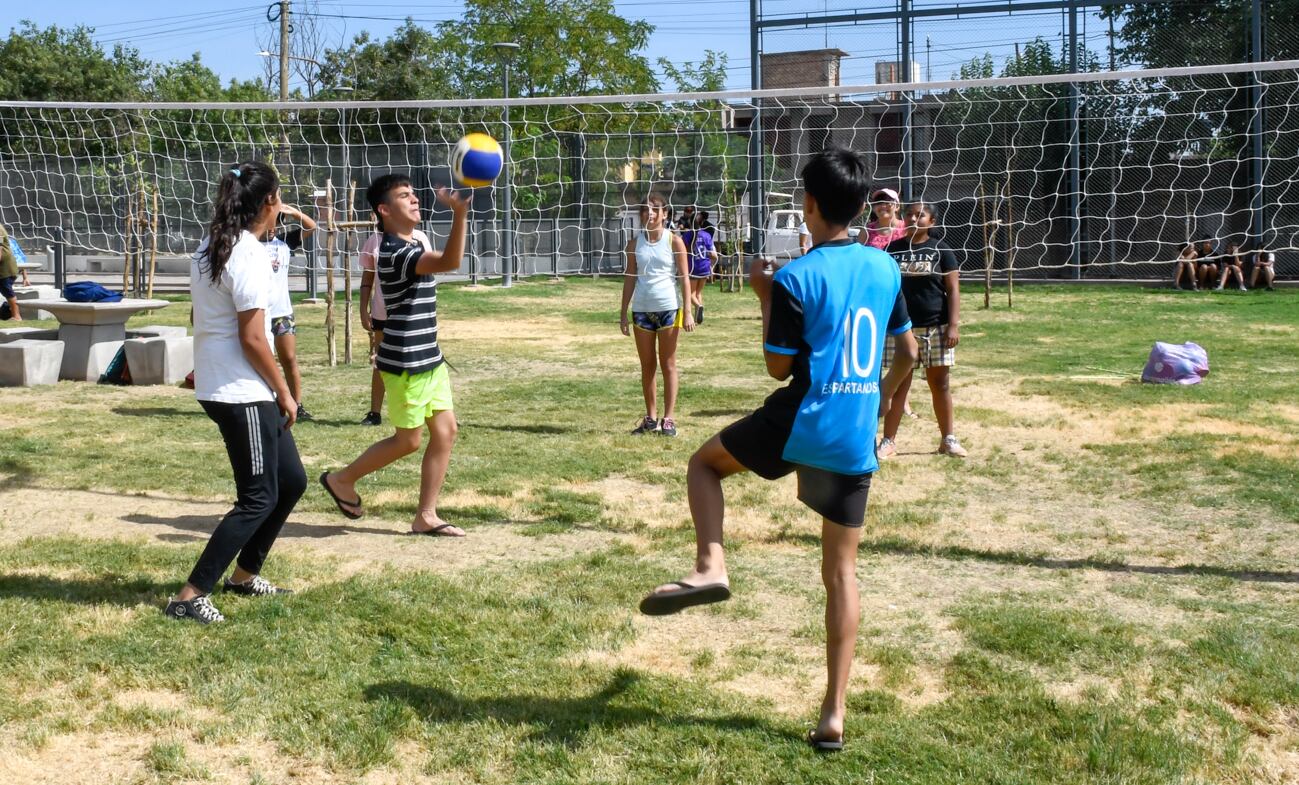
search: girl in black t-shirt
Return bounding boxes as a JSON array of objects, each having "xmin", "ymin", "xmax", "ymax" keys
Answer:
[{"xmin": 878, "ymin": 201, "xmax": 967, "ymax": 459}]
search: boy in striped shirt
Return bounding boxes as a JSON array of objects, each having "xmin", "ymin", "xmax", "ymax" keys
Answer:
[{"xmin": 320, "ymin": 174, "xmax": 470, "ymax": 537}]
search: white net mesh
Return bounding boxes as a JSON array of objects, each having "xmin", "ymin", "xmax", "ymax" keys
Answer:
[{"xmin": 1, "ymin": 60, "xmax": 1296, "ymax": 282}]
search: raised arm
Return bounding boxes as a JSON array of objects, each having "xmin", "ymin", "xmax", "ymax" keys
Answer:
[{"xmin": 279, "ymin": 204, "xmax": 318, "ymax": 238}]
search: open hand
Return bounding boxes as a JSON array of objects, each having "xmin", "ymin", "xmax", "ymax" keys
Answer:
[{"xmin": 434, "ymin": 187, "xmax": 471, "ymax": 213}]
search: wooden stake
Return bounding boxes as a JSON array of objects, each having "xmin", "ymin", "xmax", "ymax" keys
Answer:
[
  {"xmin": 978, "ymin": 183, "xmax": 990, "ymax": 309},
  {"xmin": 122, "ymin": 186, "xmax": 134, "ymax": 294},
  {"xmin": 1004, "ymin": 182, "xmax": 1016, "ymax": 309},
  {"xmin": 344, "ymin": 180, "xmax": 355, "ymax": 366},
  {"xmin": 325, "ymin": 180, "xmax": 337, "ymax": 367},
  {"xmin": 146, "ymin": 186, "xmax": 159, "ymax": 300}
]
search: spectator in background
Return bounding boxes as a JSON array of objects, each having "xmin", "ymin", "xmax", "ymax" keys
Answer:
[
  {"xmin": 1250, "ymin": 249, "xmax": 1276, "ymax": 291},
  {"xmin": 860, "ymin": 187, "xmax": 908, "ymax": 250},
  {"xmin": 1173, "ymin": 242, "xmax": 1199, "ymax": 290},
  {"xmin": 1195, "ymin": 239, "xmax": 1219, "ymax": 290},
  {"xmin": 798, "ymin": 220, "xmax": 812, "ymax": 256},
  {"xmin": 676, "ymin": 204, "xmax": 697, "ymax": 232},
  {"xmin": 1215, "ymin": 241, "xmax": 1247, "ymax": 291}
]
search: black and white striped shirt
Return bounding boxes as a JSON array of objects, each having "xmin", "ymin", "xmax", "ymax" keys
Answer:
[{"xmin": 376, "ymin": 233, "xmax": 443, "ymax": 375}]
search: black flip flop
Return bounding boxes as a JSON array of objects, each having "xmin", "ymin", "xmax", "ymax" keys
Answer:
[
  {"xmin": 806, "ymin": 730, "xmax": 844, "ymax": 752},
  {"xmin": 318, "ymin": 472, "xmax": 363, "ymax": 520},
  {"xmin": 638, "ymin": 581, "xmax": 731, "ymax": 616},
  {"xmin": 407, "ymin": 523, "xmax": 465, "ymax": 538}
]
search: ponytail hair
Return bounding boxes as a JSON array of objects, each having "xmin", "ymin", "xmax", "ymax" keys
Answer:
[{"xmin": 201, "ymin": 161, "xmax": 279, "ymax": 284}]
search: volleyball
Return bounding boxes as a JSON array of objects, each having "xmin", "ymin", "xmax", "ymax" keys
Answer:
[{"xmin": 450, "ymin": 132, "xmax": 503, "ymax": 188}]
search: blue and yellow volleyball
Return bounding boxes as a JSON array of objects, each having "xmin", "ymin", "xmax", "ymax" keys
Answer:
[{"xmin": 450, "ymin": 132, "xmax": 503, "ymax": 188}]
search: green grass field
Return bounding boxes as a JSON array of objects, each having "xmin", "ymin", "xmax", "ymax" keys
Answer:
[{"xmin": 1, "ymin": 280, "xmax": 1296, "ymax": 784}]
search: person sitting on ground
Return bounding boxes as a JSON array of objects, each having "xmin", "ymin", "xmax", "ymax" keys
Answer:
[
  {"xmin": 1195, "ymin": 238, "xmax": 1219, "ymax": 290},
  {"xmin": 1250, "ymin": 249, "xmax": 1276, "ymax": 291},
  {"xmin": 1215, "ymin": 241, "xmax": 1247, "ymax": 291},
  {"xmin": 1173, "ymin": 242, "xmax": 1199, "ymax": 290}
]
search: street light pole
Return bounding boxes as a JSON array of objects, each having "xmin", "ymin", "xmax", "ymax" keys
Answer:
[{"xmin": 493, "ymin": 42, "xmax": 520, "ymax": 288}]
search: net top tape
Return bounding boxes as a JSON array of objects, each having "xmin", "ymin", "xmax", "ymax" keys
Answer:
[{"xmin": 3, "ymin": 60, "xmax": 1296, "ymax": 112}]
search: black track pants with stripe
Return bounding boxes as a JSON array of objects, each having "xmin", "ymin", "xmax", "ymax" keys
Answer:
[{"xmin": 188, "ymin": 400, "xmax": 307, "ymax": 594}]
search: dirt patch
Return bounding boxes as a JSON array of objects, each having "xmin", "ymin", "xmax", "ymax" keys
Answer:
[{"xmin": 0, "ymin": 485, "xmax": 621, "ymax": 581}]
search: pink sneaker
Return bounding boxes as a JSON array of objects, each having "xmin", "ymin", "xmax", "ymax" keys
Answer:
[
  {"xmin": 876, "ymin": 437, "xmax": 897, "ymax": 460},
  {"xmin": 938, "ymin": 434, "xmax": 967, "ymax": 459}
]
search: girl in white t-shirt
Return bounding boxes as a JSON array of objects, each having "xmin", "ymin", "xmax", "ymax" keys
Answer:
[
  {"xmin": 166, "ymin": 161, "xmax": 307, "ymax": 625},
  {"xmin": 619, "ymin": 193, "xmax": 695, "ymax": 437}
]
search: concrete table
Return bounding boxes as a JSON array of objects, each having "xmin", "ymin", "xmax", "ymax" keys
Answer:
[{"xmin": 21, "ymin": 298, "xmax": 170, "ymax": 381}]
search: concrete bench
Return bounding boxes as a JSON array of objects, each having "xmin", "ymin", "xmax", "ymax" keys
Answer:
[
  {"xmin": 12, "ymin": 286, "xmax": 60, "ymax": 320},
  {"xmin": 0, "ymin": 339, "xmax": 64, "ymax": 386},
  {"xmin": 127, "ymin": 325, "xmax": 188, "ymax": 339},
  {"xmin": 124, "ymin": 335, "xmax": 193, "ymax": 385},
  {"xmin": 0, "ymin": 326, "xmax": 59, "ymax": 343}
]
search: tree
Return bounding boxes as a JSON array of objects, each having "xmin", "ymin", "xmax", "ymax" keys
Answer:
[
  {"xmin": 434, "ymin": 0, "xmax": 658, "ymax": 98},
  {"xmin": 0, "ymin": 21, "xmax": 147, "ymax": 102}
]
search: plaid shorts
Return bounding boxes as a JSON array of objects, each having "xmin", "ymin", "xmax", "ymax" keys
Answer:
[{"xmin": 883, "ymin": 324, "xmax": 956, "ymax": 370}]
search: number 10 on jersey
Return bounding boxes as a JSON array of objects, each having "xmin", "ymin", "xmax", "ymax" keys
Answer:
[{"xmin": 841, "ymin": 308, "xmax": 879, "ymax": 380}]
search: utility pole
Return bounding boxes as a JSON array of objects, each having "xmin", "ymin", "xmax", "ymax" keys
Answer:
[
  {"xmin": 1067, "ymin": 0, "xmax": 1081, "ymax": 279},
  {"xmin": 493, "ymin": 42, "xmax": 520, "ymax": 287},
  {"xmin": 748, "ymin": 0, "xmax": 764, "ymax": 257},
  {"xmin": 279, "ymin": 1, "xmax": 290, "ymax": 103},
  {"xmin": 1250, "ymin": 0, "xmax": 1264, "ymax": 249},
  {"xmin": 900, "ymin": 0, "xmax": 913, "ymax": 203}
]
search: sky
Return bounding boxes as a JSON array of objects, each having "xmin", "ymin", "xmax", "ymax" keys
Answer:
[{"xmin": 14, "ymin": 0, "xmax": 1107, "ymax": 95}]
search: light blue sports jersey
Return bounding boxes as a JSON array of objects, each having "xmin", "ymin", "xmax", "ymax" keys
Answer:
[{"xmin": 763, "ymin": 238, "xmax": 911, "ymax": 475}]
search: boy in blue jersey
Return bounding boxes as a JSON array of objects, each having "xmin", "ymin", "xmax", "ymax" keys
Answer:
[{"xmin": 639, "ymin": 148, "xmax": 918, "ymax": 751}]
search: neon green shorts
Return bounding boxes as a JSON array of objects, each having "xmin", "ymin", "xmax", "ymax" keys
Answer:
[{"xmin": 381, "ymin": 364, "xmax": 454, "ymax": 430}]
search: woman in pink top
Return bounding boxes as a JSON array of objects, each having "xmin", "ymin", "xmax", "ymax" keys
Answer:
[{"xmin": 859, "ymin": 187, "xmax": 907, "ymax": 250}]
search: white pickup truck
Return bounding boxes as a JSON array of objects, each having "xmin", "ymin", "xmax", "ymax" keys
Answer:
[{"xmin": 762, "ymin": 209, "xmax": 805, "ymax": 264}]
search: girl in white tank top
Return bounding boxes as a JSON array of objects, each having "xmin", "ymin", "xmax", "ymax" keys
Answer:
[{"xmin": 619, "ymin": 194, "xmax": 695, "ymax": 437}]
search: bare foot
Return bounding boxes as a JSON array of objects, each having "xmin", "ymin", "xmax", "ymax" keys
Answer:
[
  {"xmin": 412, "ymin": 510, "xmax": 465, "ymax": 537},
  {"xmin": 813, "ymin": 705, "xmax": 845, "ymax": 746}
]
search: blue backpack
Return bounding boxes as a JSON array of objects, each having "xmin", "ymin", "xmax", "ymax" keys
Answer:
[{"xmin": 64, "ymin": 281, "xmax": 123, "ymax": 303}]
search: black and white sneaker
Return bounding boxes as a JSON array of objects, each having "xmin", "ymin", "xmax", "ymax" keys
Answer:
[
  {"xmin": 223, "ymin": 575, "xmax": 293, "ymax": 597},
  {"xmin": 360, "ymin": 411, "xmax": 382, "ymax": 426},
  {"xmin": 296, "ymin": 404, "xmax": 314, "ymax": 422},
  {"xmin": 164, "ymin": 594, "xmax": 225, "ymax": 624},
  {"xmin": 631, "ymin": 416, "xmax": 658, "ymax": 435}
]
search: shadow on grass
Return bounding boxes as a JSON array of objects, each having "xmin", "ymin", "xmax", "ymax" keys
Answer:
[
  {"xmin": 110, "ymin": 406, "xmax": 205, "ymax": 418},
  {"xmin": 464, "ymin": 422, "xmax": 577, "ymax": 435},
  {"xmin": 122, "ymin": 513, "xmax": 407, "ymax": 539},
  {"xmin": 364, "ymin": 669, "xmax": 774, "ymax": 747},
  {"xmin": 689, "ymin": 408, "xmax": 753, "ymax": 418},
  {"xmin": 0, "ymin": 572, "xmax": 172, "ymax": 607},
  {"xmin": 778, "ymin": 534, "xmax": 1299, "ymax": 584}
]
